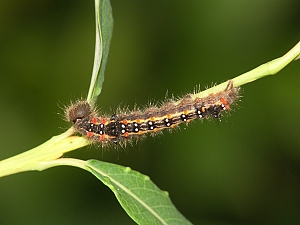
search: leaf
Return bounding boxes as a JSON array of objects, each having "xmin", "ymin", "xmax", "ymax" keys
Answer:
[
  {"xmin": 87, "ymin": 0, "xmax": 113, "ymax": 107},
  {"xmin": 86, "ymin": 159, "xmax": 193, "ymax": 225}
]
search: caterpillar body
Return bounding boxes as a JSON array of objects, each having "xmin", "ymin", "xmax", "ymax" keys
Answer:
[{"xmin": 66, "ymin": 80, "xmax": 239, "ymax": 146}]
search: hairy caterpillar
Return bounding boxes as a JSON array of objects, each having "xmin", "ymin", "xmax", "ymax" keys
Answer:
[{"xmin": 66, "ymin": 80, "xmax": 239, "ymax": 146}]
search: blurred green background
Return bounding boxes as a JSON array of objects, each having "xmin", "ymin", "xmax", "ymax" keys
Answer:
[{"xmin": 1, "ymin": 1, "xmax": 300, "ymax": 224}]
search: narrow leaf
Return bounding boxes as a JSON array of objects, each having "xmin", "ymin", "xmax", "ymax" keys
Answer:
[
  {"xmin": 87, "ymin": 159, "xmax": 192, "ymax": 225},
  {"xmin": 87, "ymin": 0, "xmax": 113, "ymax": 107}
]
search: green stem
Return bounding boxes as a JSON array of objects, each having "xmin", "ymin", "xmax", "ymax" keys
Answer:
[
  {"xmin": 37, "ymin": 158, "xmax": 88, "ymax": 172},
  {"xmin": 191, "ymin": 41, "xmax": 300, "ymax": 100},
  {"xmin": 0, "ymin": 128, "xmax": 88, "ymax": 178}
]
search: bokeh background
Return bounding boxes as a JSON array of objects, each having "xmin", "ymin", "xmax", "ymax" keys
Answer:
[{"xmin": 1, "ymin": 1, "xmax": 300, "ymax": 224}]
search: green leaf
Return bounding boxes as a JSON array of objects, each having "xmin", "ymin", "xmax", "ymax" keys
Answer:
[
  {"xmin": 87, "ymin": 0, "xmax": 113, "ymax": 107},
  {"xmin": 86, "ymin": 159, "xmax": 193, "ymax": 225}
]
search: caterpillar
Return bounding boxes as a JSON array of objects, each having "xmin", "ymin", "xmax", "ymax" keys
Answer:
[{"xmin": 65, "ymin": 80, "xmax": 240, "ymax": 147}]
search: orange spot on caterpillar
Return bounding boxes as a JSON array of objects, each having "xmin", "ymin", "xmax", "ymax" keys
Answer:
[
  {"xmin": 101, "ymin": 118, "xmax": 106, "ymax": 124},
  {"xmin": 123, "ymin": 132, "xmax": 129, "ymax": 138},
  {"xmin": 167, "ymin": 114, "xmax": 172, "ymax": 119},
  {"xmin": 220, "ymin": 98, "xmax": 230, "ymax": 110},
  {"xmin": 122, "ymin": 119, "xmax": 128, "ymax": 125},
  {"xmin": 87, "ymin": 132, "xmax": 93, "ymax": 138},
  {"xmin": 92, "ymin": 117, "xmax": 97, "ymax": 124},
  {"xmin": 100, "ymin": 134, "xmax": 105, "ymax": 141}
]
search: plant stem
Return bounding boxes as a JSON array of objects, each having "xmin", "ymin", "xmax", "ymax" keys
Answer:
[{"xmin": 0, "ymin": 128, "xmax": 88, "ymax": 178}]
